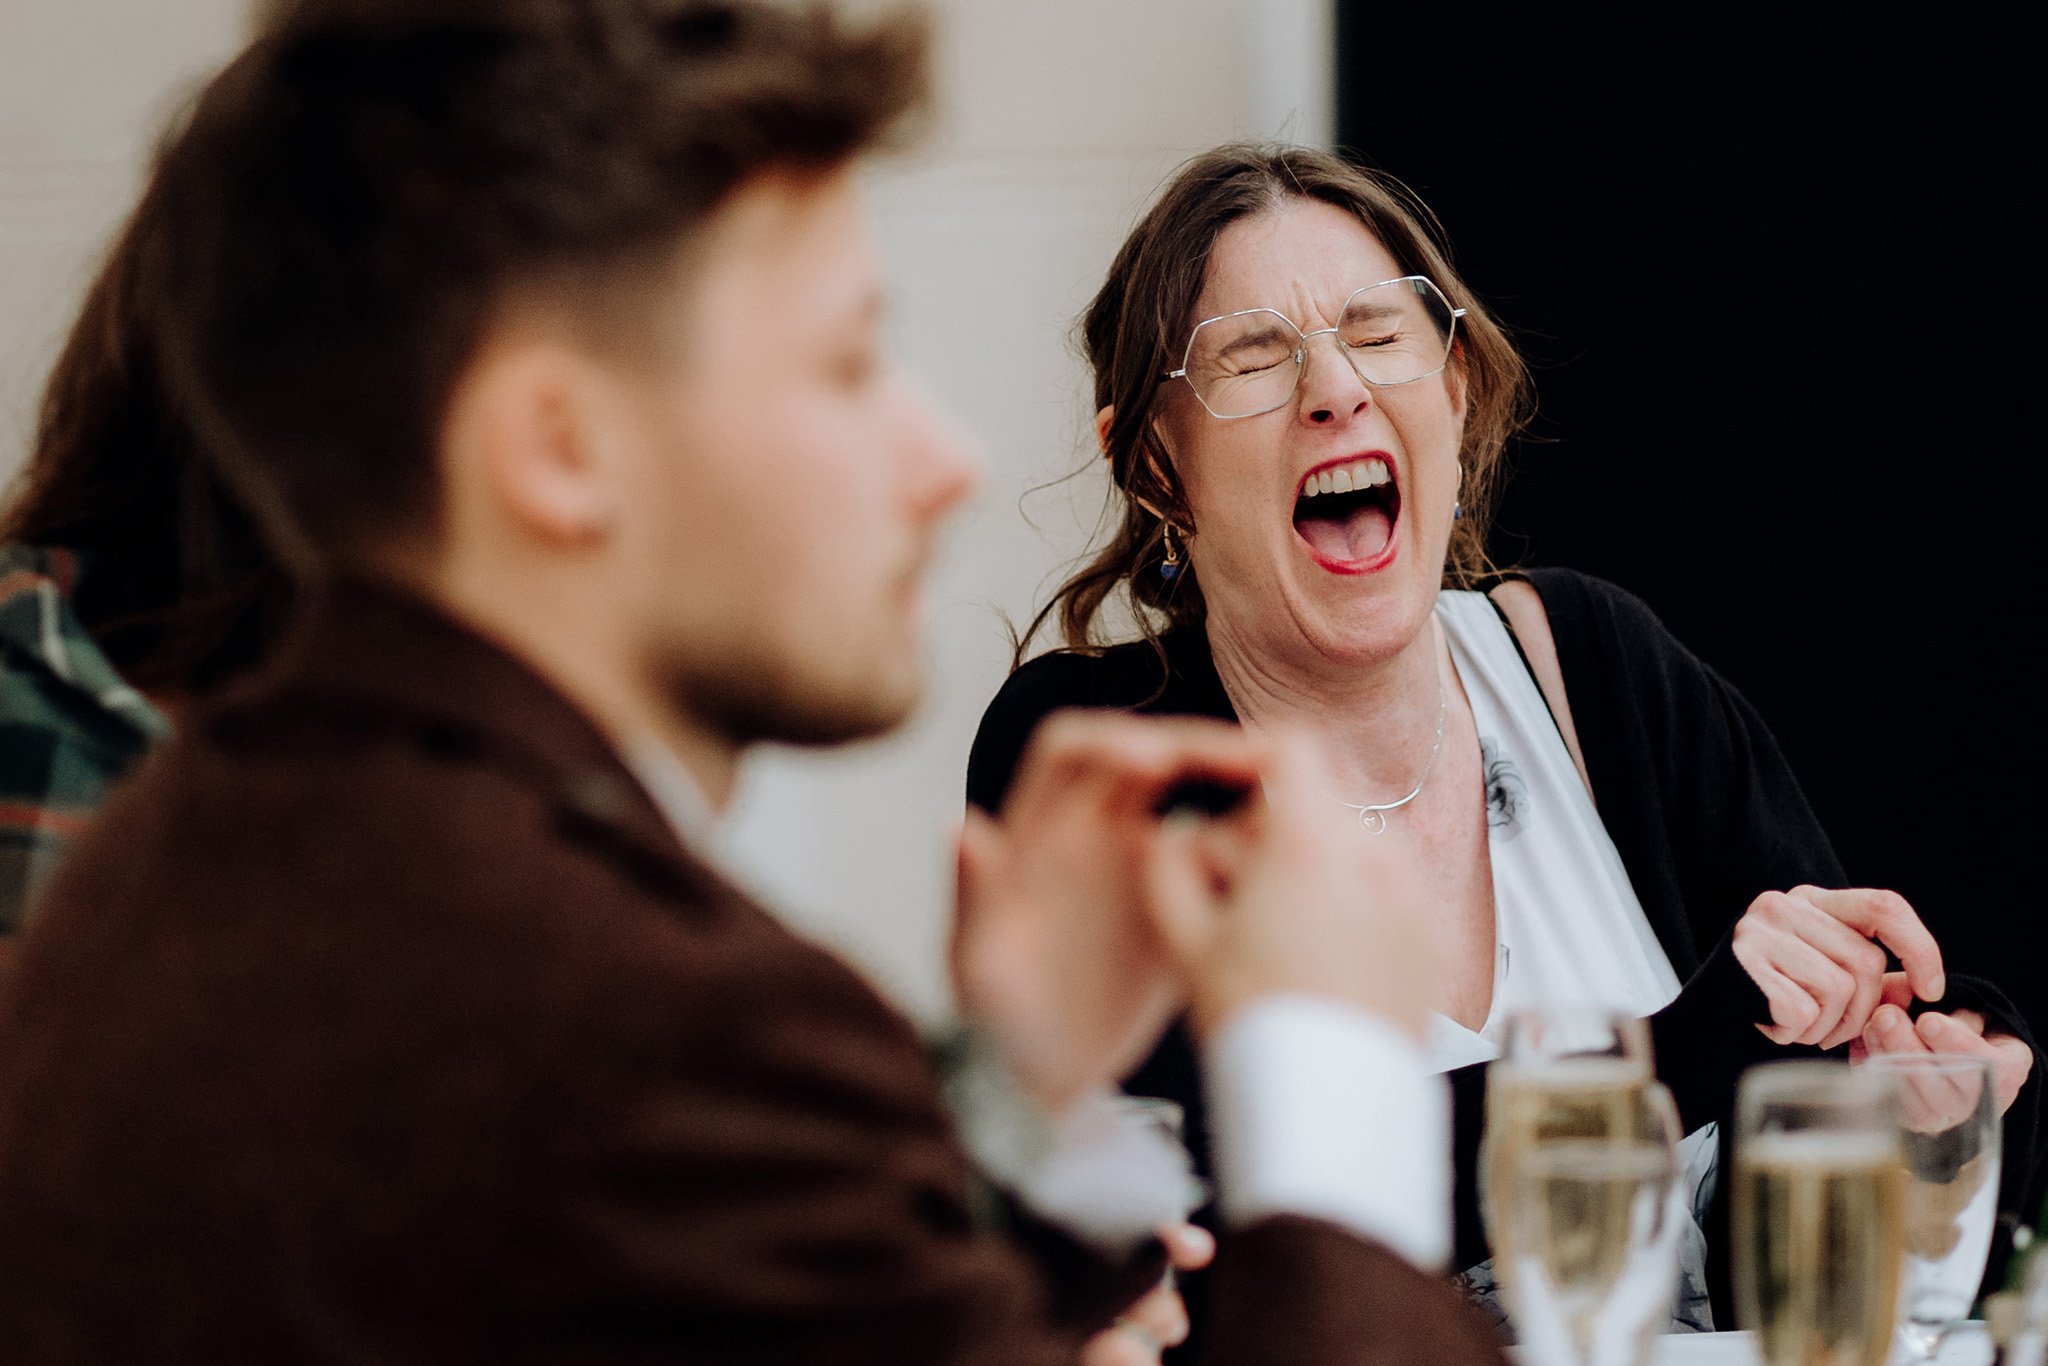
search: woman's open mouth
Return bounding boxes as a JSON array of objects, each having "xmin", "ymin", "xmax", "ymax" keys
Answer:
[{"xmin": 1292, "ymin": 455, "xmax": 1400, "ymax": 573}]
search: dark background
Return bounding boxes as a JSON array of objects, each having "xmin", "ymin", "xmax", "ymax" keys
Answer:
[{"xmin": 1336, "ymin": 8, "xmax": 2044, "ymax": 1019}]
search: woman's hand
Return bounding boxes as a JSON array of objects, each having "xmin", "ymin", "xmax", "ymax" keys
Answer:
[
  {"xmin": 1082, "ymin": 1225, "xmax": 1215, "ymax": 1366},
  {"xmin": 1851, "ymin": 979, "xmax": 2033, "ymax": 1118},
  {"xmin": 1731, "ymin": 886, "xmax": 1945, "ymax": 1049}
]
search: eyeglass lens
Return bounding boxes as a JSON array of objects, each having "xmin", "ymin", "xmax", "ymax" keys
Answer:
[{"xmin": 1183, "ymin": 276, "xmax": 1458, "ymax": 419}]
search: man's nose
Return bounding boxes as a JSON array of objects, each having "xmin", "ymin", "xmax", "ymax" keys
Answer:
[{"xmin": 903, "ymin": 382, "xmax": 983, "ymax": 519}]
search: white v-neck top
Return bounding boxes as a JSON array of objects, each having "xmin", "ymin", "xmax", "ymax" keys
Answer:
[
  {"xmin": 1427, "ymin": 590, "xmax": 1718, "ymax": 1333},
  {"xmin": 1425, "ymin": 590, "xmax": 1684, "ymax": 1072}
]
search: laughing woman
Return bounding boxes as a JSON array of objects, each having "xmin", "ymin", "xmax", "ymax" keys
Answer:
[{"xmin": 966, "ymin": 143, "xmax": 2041, "ymax": 1335}]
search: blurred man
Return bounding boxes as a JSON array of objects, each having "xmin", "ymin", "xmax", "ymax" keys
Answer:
[{"xmin": 0, "ymin": 3, "xmax": 1503, "ymax": 1361}]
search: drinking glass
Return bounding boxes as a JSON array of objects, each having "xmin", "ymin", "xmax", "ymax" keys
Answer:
[
  {"xmin": 1860, "ymin": 1053, "xmax": 2001, "ymax": 1361},
  {"xmin": 1733, "ymin": 1061, "xmax": 1906, "ymax": 1366},
  {"xmin": 1507, "ymin": 1081, "xmax": 1686, "ymax": 1366},
  {"xmin": 1484, "ymin": 1006, "xmax": 1656, "ymax": 1250}
]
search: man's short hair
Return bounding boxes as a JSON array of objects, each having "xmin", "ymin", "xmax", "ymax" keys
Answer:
[{"xmin": 144, "ymin": 0, "xmax": 928, "ymax": 560}]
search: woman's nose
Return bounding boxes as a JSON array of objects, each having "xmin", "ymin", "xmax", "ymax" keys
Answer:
[{"xmin": 1295, "ymin": 330, "xmax": 1371, "ymax": 426}]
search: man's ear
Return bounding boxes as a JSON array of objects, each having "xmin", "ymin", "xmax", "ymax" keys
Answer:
[{"xmin": 444, "ymin": 340, "xmax": 622, "ymax": 548}]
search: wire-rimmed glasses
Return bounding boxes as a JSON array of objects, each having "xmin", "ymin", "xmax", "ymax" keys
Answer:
[{"xmin": 1163, "ymin": 275, "xmax": 1467, "ymax": 420}]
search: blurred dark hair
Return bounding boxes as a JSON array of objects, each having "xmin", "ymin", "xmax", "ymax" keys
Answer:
[
  {"xmin": 142, "ymin": 0, "xmax": 930, "ymax": 562},
  {"xmin": 1022, "ymin": 143, "xmax": 1533, "ymax": 658},
  {"xmin": 0, "ymin": 181, "xmax": 289, "ymax": 697}
]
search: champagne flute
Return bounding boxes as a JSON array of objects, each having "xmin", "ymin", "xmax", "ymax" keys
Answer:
[
  {"xmin": 1484, "ymin": 1005, "xmax": 1655, "ymax": 1285},
  {"xmin": 1734, "ymin": 1061, "xmax": 1906, "ymax": 1366},
  {"xmin": 1860, "ymin": 1053, "xmax": 2001, "ymax": 1361},
  {"xmin": 1508, "ymin": 1081, "xmax": 1686, "ymax": 1366}
]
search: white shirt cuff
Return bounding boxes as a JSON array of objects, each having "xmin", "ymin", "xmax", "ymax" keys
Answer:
[
  {"xmin": 1205, "ymin": 994, "xmax": 1451, "ymax": 1270},
  {"xmin": 944, "ymin": 1038, "xmax": 1204, "ymax": 1254}
]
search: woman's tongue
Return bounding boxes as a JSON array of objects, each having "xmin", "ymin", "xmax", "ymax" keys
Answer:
[{"xmin": 1295, "ymin": 499, "xmax": 1393, "ymax": 564}]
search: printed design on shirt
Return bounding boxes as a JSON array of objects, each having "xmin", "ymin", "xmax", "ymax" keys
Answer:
[{"xmin": 1481, "ymin": 736, "xmax": 1528, "ymax": 837}]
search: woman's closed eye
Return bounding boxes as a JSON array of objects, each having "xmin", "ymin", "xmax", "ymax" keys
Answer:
[{"xmin": 1213, "ymin": 332, "xmax": 1295, "ymax": 375}]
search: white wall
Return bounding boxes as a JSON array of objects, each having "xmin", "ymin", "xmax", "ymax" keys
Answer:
[
  {"xmin": 725, "ymin": 0, "xmax": 1334, "ymax": 1021},
  {"xmin": 0, "ymin": 0, "xmax": 1333, "ymax": 1023},
  {"xmin": 0, "ymin": 0, "xmax": 250, "ymax": 473}
]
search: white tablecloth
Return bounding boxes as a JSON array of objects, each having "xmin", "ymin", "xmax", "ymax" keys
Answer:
[{"xmin": 1515, "ymin": 1323, "xmax": 1993, "ymax": 1365}]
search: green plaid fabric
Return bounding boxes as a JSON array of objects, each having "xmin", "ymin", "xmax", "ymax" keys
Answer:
[{"xmin": 0, "ymin": 546, "xmax": 170, "ymax": 934}]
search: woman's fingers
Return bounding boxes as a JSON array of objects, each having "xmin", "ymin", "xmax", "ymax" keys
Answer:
[
  {"xmin": 1742, "ymin": 948, "xmax": 1823, "ymax": 1046},
  {"xmin": 1878, "ymin": 972, "xmax": 1917, "ymax": 1013},
  {"xmin": 1737, "ymin": 889, "xmax": 1944, "ymax": 1049},
  {"xmin": 1907, "ymin": 1013, "xmax": 1981, "ymax": 1125},
  {"xmin": 1915, "ymin": 1012, "xmax": 2031, "ymax": 1116},
  {"xmin": 1777, "ymin": 900, "xmax": 1892, "ymax": 1048},
  {"xmin": 1737, "ymin": 911, "xmax": 1856, "ymax": 1045},
  {"xmin": 1862, "ymin": 1005, "xmax": 1948, "ymax": 1130},
  {"xmin": 1800, "ymin": 886, "xmax": 1946, "ymax": 1002},
  {"xmin": 1988, "ymin": 1034, "xmax": 2035, "ymax": 1113},
  {"xmin": 1906, "ymin": 1008, "xmax": 2031, "ymax": 1111}
]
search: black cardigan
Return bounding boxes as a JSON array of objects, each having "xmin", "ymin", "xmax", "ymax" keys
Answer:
[{"xmin": 966, "ymin": 567, "xmax": 2043, "ymax": 1320}]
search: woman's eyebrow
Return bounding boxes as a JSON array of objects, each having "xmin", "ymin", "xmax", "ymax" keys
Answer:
[
  {"xmin": 1210, "ymin": 319, "xmax": 1294, "ymax": 360},
  {"xmin": 1341, "ymin": 298, "xmax": 1405, "ymax": 325}
]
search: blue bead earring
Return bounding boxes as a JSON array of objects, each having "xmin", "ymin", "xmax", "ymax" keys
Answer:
[
  {"xmin": 1452, "ymin": 501, "xmax": 1465, "ymax": 521},
  {"xmin": 1159, "ymin": 522, "xmax": 1184, "ymax": 581}
]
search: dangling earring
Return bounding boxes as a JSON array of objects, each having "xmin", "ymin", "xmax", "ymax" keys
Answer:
[
  {"xmin": 1159, "ymin": 522, "xmax": 1184, "ymax": 581},
  {"xmin": 1452, "ymin": 460, "xmax": 1465, "ymax": 521}
]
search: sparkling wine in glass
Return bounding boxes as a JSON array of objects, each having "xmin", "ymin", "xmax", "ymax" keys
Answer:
[
  {"xmin": 1507, "ymin": 1082, "xmax": 1686, "ymax": 1366},
  {"xmin": 1860, "ymin": 1052, "xmax": 2001, "ymax": 1362},
  {"xmin": 1733, "ymin": 1061, "xmax": 1906, "ymax": 1366},
  {"xmin": 1483, "ymin": 1005, "xmax": 1655, "ymax": 1288}
]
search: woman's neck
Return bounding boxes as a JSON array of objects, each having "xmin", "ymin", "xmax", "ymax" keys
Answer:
[{"xmin": 1206, "ymin": 604, "xmax": 1450, "ymax": 800}]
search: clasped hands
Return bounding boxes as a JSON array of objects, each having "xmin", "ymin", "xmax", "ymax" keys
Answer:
[{"xmin": 1732, "ymin": 885, "xmax": 2031, "ymax": 1124}]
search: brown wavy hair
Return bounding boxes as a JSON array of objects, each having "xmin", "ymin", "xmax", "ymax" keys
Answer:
[
  {"xmin": 1021, "ymin": 143, "xmax": 1531, "ymax": 659},
  {"xmin": 0, "ymin": 179, "xmax": 289, "ymax": 697},
  {"xmin": 142, "ymin": 0, "xmax": 929, "ymax": 562}
]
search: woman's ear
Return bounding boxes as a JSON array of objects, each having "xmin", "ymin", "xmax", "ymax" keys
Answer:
[
  {"xmin": 1446, "ymin": 339, "xmax": 1470, "ymax": 424},
  {"xmin": 1094, "ymin": 404, "xmax": 1115, "ymax": 457}
]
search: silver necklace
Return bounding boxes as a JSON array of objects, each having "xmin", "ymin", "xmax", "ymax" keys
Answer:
[{"xmin": 1338, "ymin": 674, "xmax": 1448, "ymax": 834}]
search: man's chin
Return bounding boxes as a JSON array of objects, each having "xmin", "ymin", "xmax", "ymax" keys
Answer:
[
  {"xmin": 744, "ymin": 690, "xmax": 916, "ymax": 750},
  {"xmin": 677, "ymin": 665, "xmax": 920, "ymax": 752}
]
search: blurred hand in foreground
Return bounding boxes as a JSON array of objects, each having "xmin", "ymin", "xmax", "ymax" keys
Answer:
[
  {"xmin": 1143, "ymin": 728, "xmax": 1437, "ymax": 1042},
  {"xmin": 952, "ymin": 713, "xmax": 1268, "ymax": 1112},
  {"xmin": 1081, "ymin": 1225, "xmax": 1215, "ymax": 1366}
]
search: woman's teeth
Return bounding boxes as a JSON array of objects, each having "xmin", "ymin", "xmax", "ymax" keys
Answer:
[{"xmin": 1299, "ymin": 457, "xmax": 1390, "ymax": 498}]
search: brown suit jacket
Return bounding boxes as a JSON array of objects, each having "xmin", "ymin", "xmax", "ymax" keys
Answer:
[{"xmin": 0, "ymin": 582, "xmax": 1505, "ymax": 1364}]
